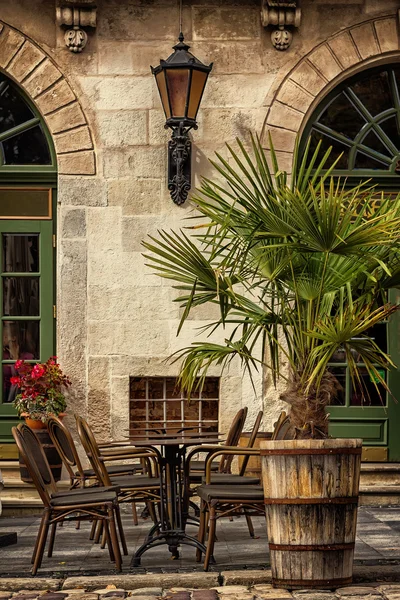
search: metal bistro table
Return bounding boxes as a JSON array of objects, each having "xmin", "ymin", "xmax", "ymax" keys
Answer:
[{"xmin": 124, "ymin": 430, "xmax": 223, "ymax": 566}]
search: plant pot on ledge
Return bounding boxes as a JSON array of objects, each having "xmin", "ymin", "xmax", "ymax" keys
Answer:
[{"xmin": 260, "ymin": 438, "xmax": 362, "ymax": 590}]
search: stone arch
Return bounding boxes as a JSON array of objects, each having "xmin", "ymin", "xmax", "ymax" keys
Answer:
[
  {"xmin": 262, "ymin": 14, "xmax": 400, "ymax": 171},
  {"xmin": 0, "ymin": 20, "xmax": 95, "ymax": 175}
]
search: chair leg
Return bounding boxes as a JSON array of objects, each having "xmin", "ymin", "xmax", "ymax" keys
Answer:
[
  {"xmin": 31, "ymin": 513, "xmax": 46, "ymax": 565},
  {"xmin": 146, "ymin": 500, "xmax": 157, "ymax": 525},
  {"xmin": 101, "ymin": 523, "xmax": 107, "ymax": 549},
  {"xmin": 47, "ymin": 522, "xmax": 57, "ymax": 557},
  {"xmin": 115, "ymin": 504, "xmax": 128, "ymax": 556},
  {"xmin": 95, "ymin": 520, "xmax": 103, "ymax": 543},
  {"xmin": 196, "ymin": 500, "xmax": 206, "ymax": 562},
  {"xmin": 32, "ymin": 510, "xmax": 50, "ymax": 575},
  {"xmin": 89, "ymin": 518, "xmax": 97, "ymax": 540},
  {"xmin": 108, "ymin": 505, "xmax": 122, "ymax": 572},
  {"xmin": 131, "ymin": 502, "xmax": 139, "ymax": 526},
  {"xmin": 245, "ymin": 512, "xmax": 255, "ymax": 538},
  {"xmin": 204, "ymin": 505, "xmax": 217, "ymax": 572},
  {"xmin": 103, "ymin": 519, "xmax": 115, "ymax": 563}
]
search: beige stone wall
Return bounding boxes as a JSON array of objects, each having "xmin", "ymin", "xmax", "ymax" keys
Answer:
[{"xmin": 1, "ymin": 0, "xmax": 399, "ymax": 440}]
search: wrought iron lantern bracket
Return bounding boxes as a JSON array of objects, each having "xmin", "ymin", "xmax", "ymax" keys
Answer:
[{"xmin": 167, "ymin": 122, "xmax": 196, "ymax": 206}]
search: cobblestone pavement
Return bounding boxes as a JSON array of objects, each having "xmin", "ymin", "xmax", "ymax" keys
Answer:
[
  {"xmin": 0, "ymin": 582, "xmax": 400, "ymax": 600},
  {"xmin": 0, "ymin": 507, "xmax": 400, "ymax": 577}
]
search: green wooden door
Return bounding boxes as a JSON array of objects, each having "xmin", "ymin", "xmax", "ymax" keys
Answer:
[
  {"xmin": 0, "ymin": 216, "xmax": 54, "ymax": 445},
  {"xmin": 328, "ymin": 292, "xmax": 400, "ymax": 461}
]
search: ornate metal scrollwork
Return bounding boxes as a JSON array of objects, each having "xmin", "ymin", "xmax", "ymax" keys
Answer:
[
  {"xmin": 168, "ymin": 125, "xmax": 193, "ymax": 206},
  {"xmin": 261, "ymin": 0, "xmax": 301, "ymax": 51}
]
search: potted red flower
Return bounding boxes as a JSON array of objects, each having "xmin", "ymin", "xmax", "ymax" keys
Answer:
[{"xmin": 12, "ymin": 357, "xmax": 71, "ymax": 429}]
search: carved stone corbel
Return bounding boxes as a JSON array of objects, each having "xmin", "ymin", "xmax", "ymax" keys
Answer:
[
  {"xmin": 261, "ymin": 1, "xmax": 301, "ymax": 51},
  {"xmin": 56, "ymin": 2, "xmax": 97, "ymax": 53}
]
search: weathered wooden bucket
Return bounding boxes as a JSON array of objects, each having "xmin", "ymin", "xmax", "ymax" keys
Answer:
[
  {"xmin": 19, "ymin": 429, "xmax": 63, "ymax": 483},
  {"xmin": 260, "ymin": 438, "xmax": 362, "ymax": 590}
]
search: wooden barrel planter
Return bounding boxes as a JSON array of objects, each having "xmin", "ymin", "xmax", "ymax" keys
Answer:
[
  {"xmin": 238, "ymin": 431, "xmax": 272, "ymax": 477},
  {"xmin": 260, "ymin": 438, "xmax": 362, "ymax": 590},
  {"xmin": 19, "ymin": 429, "xmax": 63, "ymax": 483}
]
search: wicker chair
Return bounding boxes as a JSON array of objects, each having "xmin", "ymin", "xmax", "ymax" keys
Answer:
[
  {"xmin": 189, "ymin": 407, "xmax": 248, "ymax": 482},
  {"xmin": 196, "ymin": 447, "xmax": 265, "ymax": 571},
  {"xmin": 47, "ymin": 416, "xmax": 143, "ymax": 491},
  {"xmin": 76, "ymin": 415, "xmax": 162, "ymax": 531},
  {"xmin": 12, "ymin": 424, "xmax": 123, "ymax": 574}
]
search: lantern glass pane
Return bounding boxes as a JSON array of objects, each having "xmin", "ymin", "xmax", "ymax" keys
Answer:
[
  {"xmin": 155, "ymin": 71, "xmax": 171, "ymax": 120},
  {"xmin": 166, "ymin": 68, "xmax": 189, "ymax": 118},
  {"xmin": 187, "ymin": 70, "xmax": 208, "ymax": 120}
]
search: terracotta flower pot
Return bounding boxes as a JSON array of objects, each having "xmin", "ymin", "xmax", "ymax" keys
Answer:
[{"xmin": 21, "ymin": 412, "xmax": 67, "ymax": 429}]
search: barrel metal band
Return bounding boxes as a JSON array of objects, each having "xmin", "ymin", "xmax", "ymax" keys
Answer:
[
  {"xmin": 269, "ymin": 542, "xmax": 355, "ymax": 551},
  {"xmin": 264, "ymin": 497, "xmax": 358, "ymax": 505},
  {"xmin": 271, "ymin": 577, "xmax": 353, "ymax": 588},
  {"xmin": 261, "ymin": 448, "xmax": 362, "ymax": 456}
]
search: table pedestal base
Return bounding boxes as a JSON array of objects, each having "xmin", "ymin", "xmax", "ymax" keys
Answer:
[{"xmin": 131, "ymin": 530, "xmax": 214, "ymax": 567}]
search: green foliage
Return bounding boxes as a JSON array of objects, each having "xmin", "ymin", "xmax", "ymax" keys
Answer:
[{"xmin": 143, "ymin": 134, "xmax": 400, "ymax": 438}]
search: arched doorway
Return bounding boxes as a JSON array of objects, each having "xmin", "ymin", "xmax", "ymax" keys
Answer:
[
  {"xmin": 0, "ymin": 71, "xmax": 56, "ymax": 456},
  {"xmin": 300, "ymin": 63, "xmax": 400, "ymax": 462}
]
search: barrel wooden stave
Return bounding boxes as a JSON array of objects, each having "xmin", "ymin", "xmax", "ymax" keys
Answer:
[
  {"xmin": 19, "ymin": 429, "xmax": 62, "ymax": 483},
  {"xmin": 261, "ymin": 438, "xmax": 362, "ymax": 589}
]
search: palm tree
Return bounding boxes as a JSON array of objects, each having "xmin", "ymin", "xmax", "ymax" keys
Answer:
[{"xmin": 143, "ymin": 135, "xmax": 400, "ymax": 439}]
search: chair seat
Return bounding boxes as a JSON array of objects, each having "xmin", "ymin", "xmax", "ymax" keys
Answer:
[
  {"xmin": 79, "ymin": 463, "xmax": 143, "ymax": 478},
  {"xmin": 110, "ymin": 475, "xmax": 161, "ymax": 489},
  {"xmin": 202, "ymin": 474, "xmax": 260, "ymax": 485},
  {"xmin": 197, "ymin": 484, "xmax": 264, "ymax": 503},
  {"xmin": 51, "ymin": 485, "xmax": 119, "ymax": 498},
  {"xmin": 51, "ymin": 491, "xmax": 117, "ymax": 507},
  {"xmin": 190, "ymin": 460, "xmax": 219, "ymax": 472}
]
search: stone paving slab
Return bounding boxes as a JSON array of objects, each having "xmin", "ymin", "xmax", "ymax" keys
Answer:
[{"xmin": 0, "ymin": 582, "xmax": 400, "ymax": 600}]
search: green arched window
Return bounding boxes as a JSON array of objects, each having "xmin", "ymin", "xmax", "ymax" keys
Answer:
[
  {"xmin": 0, "ymin": 72, "xmax": 56, "ymax": 174},
  {"xmin": 0, "ymin": 72, "xmax": 56, "ymax": 454},
  {"xmin": 303, "ymin": 64, "xmax": 400, "ymax": 187}
]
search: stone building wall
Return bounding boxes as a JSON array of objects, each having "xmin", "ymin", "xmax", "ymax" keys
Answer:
[{"xmin": 0, "ymin": 0, "xmax": 399, "ymax": 440}]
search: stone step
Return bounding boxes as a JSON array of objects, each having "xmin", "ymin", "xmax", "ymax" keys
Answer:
[
  {"xmin": 0, "ymin": 496, "xmax": 43, "ymax": 517},
  {"xmin": 360, "ymin": 462, "xmax": 400, "ymax": 486},
  {"xmin": 0, "ymin": 460, "xmax": 21, "ymax": 479},
  {"xmin": 359, "ymin": 485, "xmax": 400, "ymax": 506}
]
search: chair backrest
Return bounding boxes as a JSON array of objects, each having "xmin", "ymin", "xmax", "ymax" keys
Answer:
[
  {"xmin": 239, "ymin": 410, "xmax": 263, "ymax": 476},
  {"xmin": 271, "ymin": 411, "xmax": 293, "ymax": 440},
  {"xmin": 219, "ymin": 407, "xmax": 248, "ymax": 473},
  {"xmin": 75, "ymin": 415, "xmax": 112, "ymax": 486},
  {"xmin": 47, "ymin": 416, "xmax": 86, "ymax": 485},
  {"xmin": 12, "ymin": 425, "xmax": 55, "ymax": 507}
]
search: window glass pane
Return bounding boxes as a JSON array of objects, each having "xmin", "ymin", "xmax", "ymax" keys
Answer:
[
  {"xmin": 361, "ymin": 130, "xmax": 392, "ymax": 157},
  {"xmin": 187, "ymin": 70, "xmax": 208, "ymax": 120},
  {"xmin": 155, "ymin": 71, "xmax": 171, "ymax": 120},
  {"xmin": 166, "ymin": 377, "xmax": 181, "ymax": 398},
  {"xmin": 2, "ymin": 234, "xmax": 39, "ymax": 273},
  {"xmin": 0, "ymin": 80, "xmax": 34, "ymax": 135},
  {"xmin": 350, "ymin": 70, "xmax": 392, "ymax": 116},
  {"xmin": 319, "ymin": 92, "xmax": 366, "ymax": 139},
  {"xmin": 184, "ymin": 399, "xmax": 200, "ymax": 421},
  {"xmin": 350, "ymin": 367, "xmax": 387, "ymax": 406},
  {"xmin": 379, "ymin": 116, "xmax": 400, "ymax": 151},
  {"xmin": 354, "ymin": 151, "xmax": 389, "ymax": 169},
  {"xmin": 165, "ymin": 69, "xmax": 189, "ymax": 118},
  {"xmin": 0, "ymin": 189, "xmax": 51, "ymax": 219},
  {"xmin": 328, "ymin": 367, "xmax": 346, "ymax": 406},
  {"xmin": 309, "ymin": 130, "xmax": 349, "ymax": 169},
  {"xmin": 166, "ymin": 400, "xmax": 182, "ymax": 420},
  {"xmin": 3, "ymin": 320, "xmax": 40, "ymax": 360},
  {"xmin": 3, "ymin": 277, "xmax": 39, "ymax": 316},
  {"xmin": 2, "ymin": 125, "xmax": 51, "ymax": 165},
  {"xmin": 148, "ymin": 377, "xmax": 164, "ymax": 399}
]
